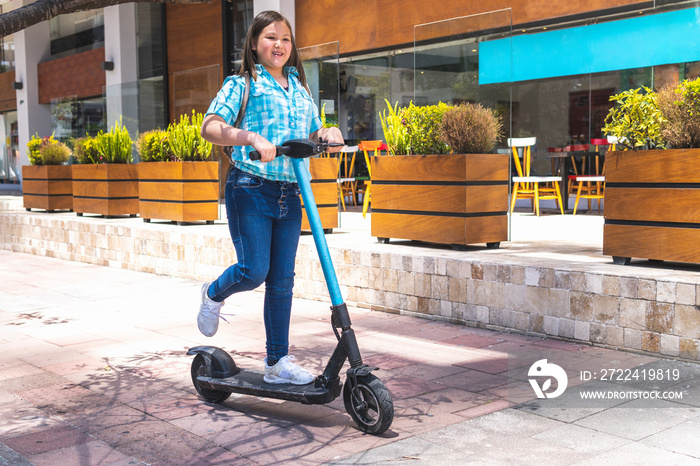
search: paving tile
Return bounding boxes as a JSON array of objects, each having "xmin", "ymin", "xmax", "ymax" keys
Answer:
[
  {"xmin": 27, "ymin": 439, "xmax": 133, "ymax": 466},
  {"xmin": 113, "ymin": 428, "xmax": 215, "ymax": 464},
  {"xmin": 571, "ymin": 442, "xmax": 700, "ymax": 465},
  {"xmin": 642, "ymin": 417, "xmax": 700, "ymax": 458},
  {"xmin": 243, "ymin": 436, "xmax": 351, "ymax": 465},
  {"xmin": 394, "ymin": 387, "xmax": 495, "ymax": 415},
  {"xmin": 60, "ymin": 405, "xmax": 150, "ymax": 434},
  {"xmin": 532, "ymin": 423, "xmax": 631, "ymax": 454},
  {"xmin": 95, "ymin": 418, "xmax": 183, "ymax": 447},
  {"xmin": 170, "ymin": 409, "xmax": 257, "ymax": 436},
  {"xmin": 574, "ymin": 399, "xmax": 700, "ymax": 441},
  {"xmin": 142, "ymin": 395, "xmax": 218, "ymax": 421},
  {"xmin": 0, "ymin": 442, "xmax": 33, "ymax": 466},
  {"xmin": 390, "ymin": 408, "xmax": 468, "ymax": 436},
  {"xmin": 437, "ymin": 408, "xmax": 563, "ymax": 442},
  {"xmin": 453, "ymin": 399, "xmax": 512, "ymax": 420},
  {"xmin": 150, "ymin": 446, "xmax": 255, "ymax": 466},
  {"xmin": 436, "ymin": 369, "xmax": 509, "ymax": 393},
  {"xmin": 443, "ymin": 333, "xmax": 509, "ymax": 349},
  {"xmin": 0, "ymin": 404, "xmax": 66, "ymax": 440},
  {"xmin": 387, "ymin": 361, "xmax": 470, "ymax": 382},
  {"xmin": 381, "ymin": 374, "xmax": 446, "ymax": 400},
  {"xmin": 3, "ymin": 424, "xmax": 94, "ymax": 456},
  {"xmin": 205, "ymin": 423, "xmax": 309, "ymax": 457},
  {"xmin": 330, "ymin": 436, "xmax": 476, "ymax": 465}
]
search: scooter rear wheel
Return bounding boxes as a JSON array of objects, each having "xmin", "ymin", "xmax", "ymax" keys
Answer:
[
  {"xmin": 191, "ymin": 354, "xmax": 231, "ymax": 403},
  {"xmin": 343, "ymin": 374, "xmax": 393, "ymax": 434}
]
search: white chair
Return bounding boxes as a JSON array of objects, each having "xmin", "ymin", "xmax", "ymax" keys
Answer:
[{"xmin": 509, "ymin": 137, "xmax": 564, "ymax": 216}]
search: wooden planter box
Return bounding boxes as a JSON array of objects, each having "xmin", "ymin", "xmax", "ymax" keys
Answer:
[
  {"xmin": 302, "ymin": 157, "xmax": 339, "ymax": 233},
  {"xmin": 139, "ymin": 161, "xmax": 219, "ymax": 225},
  {"xmin": 22, "ymin": 165, "xmax": 72, "ymax": 212},
  {"xmin": 604, "ymin": 149, "xmax": 700, "ymax": 264},
  {"xmin": 72, "ymin": 164, "xmax": 139, "ymax": 217},
  {"xmin": 370, "ymin": 153, "xmax": 509, "ymax": 248}
]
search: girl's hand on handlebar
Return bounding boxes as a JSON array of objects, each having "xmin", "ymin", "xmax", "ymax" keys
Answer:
[
  {"xmin": 313, "ymin": 127, "xmax": 344, "ymax": 153},
  {"xmin": 251, "ymin": 136, "xmax": 277, "ymax": 162}
]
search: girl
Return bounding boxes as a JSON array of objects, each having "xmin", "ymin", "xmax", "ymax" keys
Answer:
[{"xmin": 198, "ymin": 10, "xmax": 343, "ymax": 385}]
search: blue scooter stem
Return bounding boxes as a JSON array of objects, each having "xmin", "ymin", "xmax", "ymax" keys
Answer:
[{"xmin": 291, "ymin": 157, "xmax": 344, "ymax": 307}]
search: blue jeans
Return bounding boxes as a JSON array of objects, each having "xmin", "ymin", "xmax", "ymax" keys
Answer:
[{"xmin": 208, "ymin": 166, "xmax": 302, "ymax": 360}]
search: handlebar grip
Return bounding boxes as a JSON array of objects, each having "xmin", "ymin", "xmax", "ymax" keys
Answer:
[{"xmin": 249, "ymin": 146, "xmax": 290, "ymax": 161}]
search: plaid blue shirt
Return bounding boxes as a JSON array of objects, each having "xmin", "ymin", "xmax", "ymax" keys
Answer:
[{"xmin": 206, "ymin": 64, "xmax": 323, "ymax": 182}]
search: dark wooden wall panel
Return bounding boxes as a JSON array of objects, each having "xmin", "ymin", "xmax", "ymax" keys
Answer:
[
  {"xmin": 37, "ymin": 48, "xmax": 105, "ymax": 104},
  {"xmin": 296, "ymin": 0, "xmax": 646, "ymax": 54},
  {"xmin": 166, "ymin": 0, "xmax": 224, "ymax": 122},
  {"xmin": 0, "ymin": 71, "xmax": 16, "ymax": 112}
]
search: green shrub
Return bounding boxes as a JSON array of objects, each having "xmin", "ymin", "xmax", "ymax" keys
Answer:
[
  {"xmin": 602, "ymin": 87, "xmax": 665, "ymax": 150},
  {"xmin": 94, "ymin": 118, "xmax": 133, "ymax": 163},
  {"xmin": 657, "ymin": 77, "xmax": 700, "ymax": 149},
  {"xmin": 439, "ymin": 103, "xmax": 502, "ymax": 154},
  {"xmin": 73, "ymin": 136, "xmax": 100, "ymax": 164},
  {"xmin": 27, "ymin": 134, "xmax": 54, "ymax": 165},
  {"xmin": 38, "ymin": 140, "xmax": 71, "ymax": 165},
  {"xmin": 27, "ymin": 134, "xmax": 71, "ymax": 165},
  {"xmin": 380, "ymin": 101, "xmax": 452, "ymax": 155},
  {"xmin": 380, "ymin": 100, "xmax": 410, "ymax": 155},
  {"xmin": 404, "ymin": 102, "xmax": 452, "ymax": 155},
  {"xmin": 167, "ymin": 111, "xmax": 212, "ymax": 161},
  {"xmin": 137, "ymin": 130, "xmax": 173, "ymax": 162}
]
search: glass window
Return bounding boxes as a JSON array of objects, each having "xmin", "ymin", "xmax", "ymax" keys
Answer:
[
  {"xmin": 225, "ymin": 0, "xmax": 254, "ymax": 76},
  {"xmin": 136, "ymin": 3, "xmax": 164, "ymax": 79},
  {"xmin": 49, "ymin": 9, "xmax": 105, "ymax": 59},
  {"xmin": 0, "ymin": 33, "xmax": 14, "ymax": 73},
  {"xmin": 0, "ymin": 111, "xmax": 19, "ymax": 184},
  {"xmin": 51, "ymin": 96, "xmax": 106, "ymax": 142}
]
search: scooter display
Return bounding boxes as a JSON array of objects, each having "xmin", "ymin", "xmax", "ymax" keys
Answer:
[{"xmin": 187, "ymin": 139, "xmax": 394, "ymax": 435}]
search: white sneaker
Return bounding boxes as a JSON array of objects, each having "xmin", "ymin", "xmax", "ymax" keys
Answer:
[
  {"xmin": 197, "ymin": 281, "xmax": 226, "ymax": 337},
  {"xmin": 263, "ymin": 355, "xmax": 315, "ymax": 385}
]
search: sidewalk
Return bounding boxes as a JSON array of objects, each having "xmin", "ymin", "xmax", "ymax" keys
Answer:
[{"xmin": 3, "ymin": 250, "xmax": 700, "ymax": 465}]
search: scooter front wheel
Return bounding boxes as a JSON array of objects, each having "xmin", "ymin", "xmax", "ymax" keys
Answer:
[
  {"xmin": 191, "ymin": 354, "xmax": 231, "ymax": 403},
  {"xmin": 343, "ymin": 374, "xmax": 393, "ymax": 434}
]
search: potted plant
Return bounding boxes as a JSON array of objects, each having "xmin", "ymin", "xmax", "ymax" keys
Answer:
[
  {"xmin": 304, "ymin": 103, "xmax": 339, "ymax": 233},
  {"xmin": 22, "ymin": 134, "xmax": 73, "ymax": 212},
  {"xmin": 71, "ymin": 118, "xmax": 139, "ymax": 217},
  {"xmin": 138, "ymin": 111, "xmax": 219, "ymax": 225},
  {"xmin": 369, "ymin": 100, "xmax": 508, "ymax": 249},
  {"xmin": 603, "ymin": 80, "xmax": 700, "ymax": 264}
]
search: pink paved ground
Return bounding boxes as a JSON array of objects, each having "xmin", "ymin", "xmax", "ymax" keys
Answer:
[{"xmin": 0, "ymin": 250, "xmax": 658, "ymax": 464}]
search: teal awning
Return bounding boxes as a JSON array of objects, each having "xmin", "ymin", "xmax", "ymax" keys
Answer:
[{"xmin": 480, "ymin": 7, "xmax": 700, "ymax": 84}]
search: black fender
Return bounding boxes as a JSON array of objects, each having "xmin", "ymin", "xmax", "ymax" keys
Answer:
[{"xmin": 187, "ymin": 346, "xmax": 239, "ymax": 378}]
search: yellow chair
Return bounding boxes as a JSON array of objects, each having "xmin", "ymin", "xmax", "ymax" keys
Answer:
[
  {"xmin": 509, "ymin": 137, "xmax": 564, "ymax": 216},
  {"xmin": 358, "ymin": 140, "xmax": 386, "ymax": 218}
]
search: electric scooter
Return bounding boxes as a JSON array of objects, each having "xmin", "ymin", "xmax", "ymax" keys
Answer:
[{"xmin": 187, "ymin": 139, "xmax": 394, "ymax": 435}]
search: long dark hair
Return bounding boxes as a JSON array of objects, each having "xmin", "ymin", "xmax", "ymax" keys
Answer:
[{"xmin": 239, "ymin": 10, "xmax": 308, "ymax": 89}]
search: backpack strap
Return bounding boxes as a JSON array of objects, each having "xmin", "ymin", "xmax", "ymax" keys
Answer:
[
  {"xmin": 224, "ymin": 72, "xmax": 250, "ymax": 163},
  {"xmin": 233, "ymin": 72, "xmax": 250, "ymax": 129}
]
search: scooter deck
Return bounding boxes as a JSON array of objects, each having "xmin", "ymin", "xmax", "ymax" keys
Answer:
[{"xmin": 197, "ymin": 368, "xmax": 342, "ymax": 405}]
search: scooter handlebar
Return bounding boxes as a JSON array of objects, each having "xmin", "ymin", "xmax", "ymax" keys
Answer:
[{"xmin": 249, "ymin": 138, "xmax": 344, "ymax": 161}]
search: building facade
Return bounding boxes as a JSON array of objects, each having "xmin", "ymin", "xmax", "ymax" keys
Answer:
[{"xmin": 2, "ymin": 0, "xmax": 700, "ymax": 191}]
